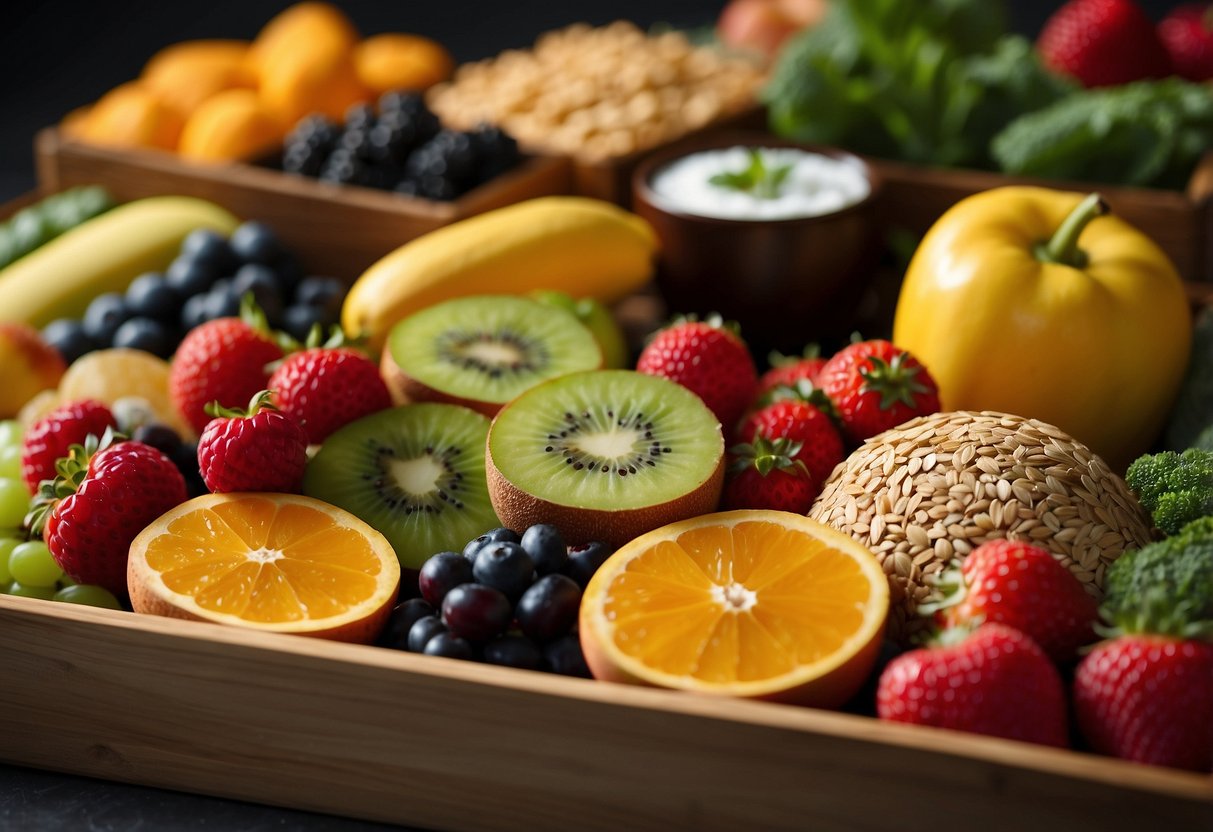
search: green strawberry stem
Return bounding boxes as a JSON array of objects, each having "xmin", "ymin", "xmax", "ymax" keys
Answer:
[
  {"xmin": 1035, "ymin": 193, "xmax": 1108, "ymax": 270},
  {"xmin": 205, "ymin": 389, "xmax": 278, "ymax": 421},
  {"xmin": 859, "ymin": 353, "xmax": 931, "ymax": 411},
  {"xmin": 24, "ymin": 428, "xmax": 121, "ymax": 534},
  {"xmin": 727, "ymin": 434, "xmax": 808, "ymax": 478}
]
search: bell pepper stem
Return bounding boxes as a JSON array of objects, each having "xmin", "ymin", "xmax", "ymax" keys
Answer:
[{"xmin": 1035, "ymin": 193, "xmax": 1109, "ymax": 269}]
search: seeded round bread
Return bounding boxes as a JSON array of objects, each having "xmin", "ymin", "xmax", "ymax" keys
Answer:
[{"xmin": 808, "ymin": 410, "xmax": 1154, "ymax": 643}]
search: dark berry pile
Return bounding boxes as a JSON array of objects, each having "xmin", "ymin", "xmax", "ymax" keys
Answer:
[
  {"xmin": 110, "ymin": 399, "xmax": 207, "ymax": 499},
  {"xmin": 380, "ymin": 524, "xmax": 614, "ymax": 676},
  {"xmin": 41, "ymin": 221, "xmax": 346, "ymax": 364},
  {"xmin": 280, "ymin": 92, "xmax": 521, "ymax": 201}
]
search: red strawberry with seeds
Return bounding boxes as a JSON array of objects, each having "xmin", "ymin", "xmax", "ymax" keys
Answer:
[
  {"xmin": 737, "ymin": 394, "xmax": 844, "ymax": 490},
  {"xmin": 1037, "ymin": 0, "xmax": 1172, "ymax": 88},
  {"xmin": 20, "ymin": 400, "xmax": 117, "ymax": 493},
  {"xmin": 636, "ymin": 316, "xmax": 757, "ymax": 431},
  {"xmin": 1159, "ymin": 4, "xmax": 1213, "ymax": 81},
  {"xmin": 755, "ymin": 347, "xmax": 826, "ymax": 402},
  {"xmin": 30, "ymin": 431, "xmax": 187, "ymax": 597},
  {"xmin": 816, "ymin": 339, "xmax": 939, "ymax": 443},
  {"xmin": 1074, "ymin": 635, "xmax": 1213, "ymax": 771},
  {"xmin": 876, "ymin": 623, "xmax": 1069, "ymax": 748},
  {"xmin": 170, "ymin": 313, "xmax": 284, "ymax": 435},
  {"xmin": 197, "ymin": 390, "xmax": 309, "ymax": 494},
  {"xmin": 268, "ymin": 346, "xmax": 392, "ymax": 445},
  {"xmin": 723, "ymin": 434, "xmax": 815, "ymax": 513},
  {"xmin": 924, "ymin": 539, "xmax": 1100, "ymax": 663}
]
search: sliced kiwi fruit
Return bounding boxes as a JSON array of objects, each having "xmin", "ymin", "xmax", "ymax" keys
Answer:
[
  {"xmin": 381, "ymin": 295, "xmax": 603, "ymax": 416},
  {"xmin": 303, "ymin": 403, "xmax": 499, "ymax": 570},
  {"xmin": 486, "ymin": 370, "xmax": 725, "ymax": 546}
]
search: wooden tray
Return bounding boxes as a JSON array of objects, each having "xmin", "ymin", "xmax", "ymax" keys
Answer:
[
  {"xmin": 33, "ymin": 129, "xmax": 572, "ymax": 283},
  {"xmin": 2, "ymin": 594, "xmax": 1210, "ymax": 831}
]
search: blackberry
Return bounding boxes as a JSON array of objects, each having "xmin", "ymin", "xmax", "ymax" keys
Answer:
[
  {"xmin": 471, "ymin": 124, "xmax": 521, "ymax": 183},
  {"xmin": 318, "ymin": 148, "xmax": 369, "ymax": 186},
  {"xmin": 289, "ymin": 115, "xmax": 340, "ymax": 153},
  {"xmin": 282, "ymin": 142, "xmax": 326, "ymax": 177},
  {"xmin": 344, "ymin": 102, "xmax": 377, "ymax": 132}
]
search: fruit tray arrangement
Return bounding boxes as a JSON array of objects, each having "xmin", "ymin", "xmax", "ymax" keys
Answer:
[{"xmin": 4, "ymin": 2, "xmax": 1213, "ymax": 830}]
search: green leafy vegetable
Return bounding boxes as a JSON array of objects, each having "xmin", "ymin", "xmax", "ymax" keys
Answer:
[
  {"xmin": 1125, "ymin": 448, "xmax": 1213, "ymax": 536},
  {"xmin": 708, "ymin": 149, "xmax": 794, "ymax": 199},
  {"xmin": 763, "ymin": 0, "xmax": 1070, "ymax": 169},
  {"xmin": 1102, "ymin": 516, "xmax": 1213, "ymax": 638},
  {"xmin": 992, "ymin": 78, "xmax": 1213, "ymax": 189}
]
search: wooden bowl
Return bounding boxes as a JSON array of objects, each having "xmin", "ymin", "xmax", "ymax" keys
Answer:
[{"xmin": 631, "ymin": 134, "xmax": 882, "ymax": 354}]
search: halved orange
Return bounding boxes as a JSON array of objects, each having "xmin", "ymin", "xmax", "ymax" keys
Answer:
[
  {"xmin": 128, "ymin": 493, "xmax": 400, "ymax": 644},
  {"xmin": 580, "ymin": 510, "xmax": 889, "ymax": 706}
]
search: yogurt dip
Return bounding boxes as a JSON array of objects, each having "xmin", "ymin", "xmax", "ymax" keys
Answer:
[{"xmin": 647, "ymin": 146, "xmax": 870, "ymax": 221}]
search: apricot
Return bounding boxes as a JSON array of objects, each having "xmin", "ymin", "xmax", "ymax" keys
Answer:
[
  {"xmin": 77, "ymin": 82, "xmax": 185, "ymax": 152},
  {"xmin": 259, "ymin": 46, "xmax": 371, "ymax": 126},
  {"xmin": 250, "ymin": 2, "xmax": 360, "ymax": 76},
  {"xmin": 141, "ymin": 39, "xmax": 256, "ymax": 117},
  {"xmin": 354, "ymin": 33, "xmax": 455, "ymax": 94},
  {"xmin": 178, "ymin": 89, "xmax": 284, "ymax": 163}
]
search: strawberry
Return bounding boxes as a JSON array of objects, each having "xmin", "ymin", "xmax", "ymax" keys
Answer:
[
  {"xmin": 924, "ymin": 540, "xmax": 1100, "ymax": 663},
  {"xmin": 816, "ymin": 339, "xmax": 939, "ymax": 444},
  {"xmin": 737, "ymin": 394, "xmax": 844, "ymax": 489},
  {"xmin": 722, "ymin": 434, "xmax": 815, "ymax": 512},
  {"xmin": 1159, "ymin": 4, "xmax": 1213, "ymax": 81},
  {"xmin": 197, "ymin": 390, "xmax": 309, "ymax": 494},
  {"xmin": 267, "ymin": 346, "xmax": 392, "ymax": 444},
  {"xmin": 636, "ymin": 316, "xmax": 757, "ymax": 431},
  {"xmin": 20, "ymin": 400, "xmax": 117, "ymax": 493},
  {"xmin": 876, "ymin": 623, "xmax": 1069, "ymax": 748},
  {"xmin": 1037, "ymin": 0, "xmax": 1172, "ymax": 88},
  {"xmin": 170, "ymin": 315, "xmax": 284, "ymax": 435},
  {"xmin": 755, "ymin": 347, "xmax": 826, "ymax": 402},
  {"xmin": 30, "ymin": 432, "xmax": 187, "ymax": 597}
]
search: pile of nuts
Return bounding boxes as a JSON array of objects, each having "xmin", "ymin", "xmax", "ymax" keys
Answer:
[{"xmin": 428, "ymin": 22, "xmax": 764, "ymax": 162}]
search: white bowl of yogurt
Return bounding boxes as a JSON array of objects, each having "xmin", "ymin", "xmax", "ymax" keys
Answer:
[{"xmin": 631, "ymin": 135, "xmax": 882, "ymax": 353}]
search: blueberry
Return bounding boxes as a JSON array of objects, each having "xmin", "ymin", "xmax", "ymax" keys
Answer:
[
  {"xmin": 165, "ymin": 254, "xmax": 217, "ymax": 297},
  {"xmin": 232, "ymin": 263, "xmax": 284, "ymax": 324},
  {"xmin": 280, "ymin": 303, "xmax": 325, "ymax": 342},
  {"xmin": 418, "ymin": 551, "xmax": 475, "ymax": 608},
  {"xmin": 179, "ymin": 229, "xmax": 236, "ymax": 274},
  {"xmin": 112, "ymin": 317, "xmax": 174, "ymax": 358},
  {"xmin": 422, "ymin": 632, "xmax": 475, "ymax": 660},
  {"xmin": 441, "ymin": 583, "xmax": 512, "ymax": 643},
  {"xmin": 204, "ymin": 279, "xmax": 241, "ymax": 320},
  {"xmin": 125, "ymin": 272, "xmax": 180, "ymax": 323},
  {"xmin": 483, "ymin": 634, "xmax": 543, "ymax": 670},
  {"xmin": 171, "ymin": 441, "xmax": 206, "ymax": 498},
  {"xmin": 543, "ymin": 634, "xmax": 592, "ymax": 678},
  {"xmin": 472, "ymin": 541, "xmax": 534, "ymax": 601},
  {"xmin": 378, "ymin": 598, "xmax": 436, "ymax": 650},
  {"xmin": 563, "ymin": 541, "xmax": 614, "ymax": 589},
  {"xmin": 516, "ymin": 574, "xmax": 581, "ymax": 643},
  {"xmin": 274, "ymin": 254, "xmax": 305, "ymax": 299},
  {"xmin": 82, "ymin": 292, "xmax": 131, "ymax": 344},
  {"xmin": 132, "ymin": 423, "xmax": 182, "ymax": 456},
  {"xmin": 294, "ymin": 276, "xmax": 343, "ymax": 308},
  {"xmin": 406, "ymin": 615, "xmax": 447, "ymax": 653},
  {"xmin": 42, "ymin": 319, "xmax": 97, "ymax": 364},
  {"xmin": 180, "ymin": 294, "xmax": 210, "ymax": 331},
  {"xmin": 229, "ymin": 221, "xmax": 283, "ymax": 265},
  {"xmin": 520, "ymin": 524, "xmax": 567, "ymax": 576},
  {"xmin": 462, "ymin": 527, "xmax": 521, "ymax": 564}
]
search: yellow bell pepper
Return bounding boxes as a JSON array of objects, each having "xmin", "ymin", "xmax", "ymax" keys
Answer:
[{"xmin": 892, "ymin": 186, "xmax": 1191, "ymax": 472}]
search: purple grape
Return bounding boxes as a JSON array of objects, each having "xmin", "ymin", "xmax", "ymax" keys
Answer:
[
  {"xmin": 441, "ymin": 583, "xmax": 512, "ymax": 643},
  {"xmin": 462, "ymin": 527, "xmax": 520, "ymax": 563},
  {"xmin": 483, "ymin": 634, "xmax": 543, "ymax": 670},
  {"xmin": 544, "ymin": 634, "xmax": 592, "ymax": 678},
  {"xmin": 378, "ymin": 598, "xmax": 435, "ymax": 650},
  {"xmin": 418, "ymin": 551, "xmax": 473, "ymax": 607},
  {"xmin": 472, "ymin": 541, "xmax": 533, "ymax": 600},
  {"xmin": 406, "ymin": 615, "xmax": 446, "ymax": 653},
  {"xmin": 423, "ymin": 632, "xmax": 475, "ymax": 660},
  {"xmin": 515, "ymin": 574, "xmax": 581, "ymax": 643}
]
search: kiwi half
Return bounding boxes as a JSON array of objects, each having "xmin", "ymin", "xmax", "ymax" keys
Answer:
[
  {"xmin": 302, "ymin": 403, "xmax": 499, "ymax": 569},
  {"xmin": 486, "ymin": 370, "xmax": 725, "ymax": 546},
  {"xmin": 381, "ymin": 295, "xmax": 602, "ymax": 416}
]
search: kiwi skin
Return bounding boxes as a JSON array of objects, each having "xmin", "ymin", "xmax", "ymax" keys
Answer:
[
  {"xmin": 380, "ymin": 346, "xmax": 504, "ymax": 417},
  {"xmin": 484, "ymin": 406, "xmax": 725, "ymax": 548}
]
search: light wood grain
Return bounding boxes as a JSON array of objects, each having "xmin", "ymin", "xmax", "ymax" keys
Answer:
[
  {"xmin": 34, "ymin": 129, "xmax": 572, "ymax": 282},
  {"xmin": 1, "ymin": 596, "xmax": 1209, "ymax": 831}
]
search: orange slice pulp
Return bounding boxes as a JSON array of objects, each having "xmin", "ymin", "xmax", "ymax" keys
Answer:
[
  {"xmin": 128, "ymin": 493, "xmax": 400, "ymax": 643},
  {"xmin": 579, "ymin": 510, "xmax": 889, "ymax": 706}
]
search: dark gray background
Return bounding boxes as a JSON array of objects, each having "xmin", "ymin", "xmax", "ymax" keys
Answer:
[{"xmin": 0, "ymin": 1, "xmax": 1184, "ymax": 829}]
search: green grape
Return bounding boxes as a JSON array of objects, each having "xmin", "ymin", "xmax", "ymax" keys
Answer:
[
  {"xmin": 0, "ymin": 420, "xmax": 22, "ymax": 450},
  {"xmin": 58, "ymin": 574, "xmax": 76, "ymax": 588},
  {"xmin": 0, "ymin": 478, "xmax": 29, "ymax": 528},
  {"xmin": 54, "ymin": 584, "xmax": 122, "ymax": 610},
  {"xmin": 0, "ymin": 581, "xmax": 10, "ymax": 594},
  {"xmin": 0, "ymin": 538, "xmax": 17, "ymax": 584},
  {"xmin": 7, "ymin": 581, "xmax": 55, "ymax": 600},
  {"xmin": 0, "ymin": 445, "xmax": 21, "ymax": 480},
  {"xmin": 9, "ymin": 540, "xmax": 62, "ymax": 588}
]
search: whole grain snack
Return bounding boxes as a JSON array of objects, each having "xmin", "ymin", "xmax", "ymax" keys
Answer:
[
  {"xmin": 428, "ymin": 22, "xmax": 764, "ymax": 162},
  {"xmin": 808, "ymin": 410, "xmax": 1154, "ymax": 643}
]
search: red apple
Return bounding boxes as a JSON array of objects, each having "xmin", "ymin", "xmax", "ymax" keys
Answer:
[{"xmin": 717, "ymin": 0, "xmax": 827, "ymax": 61}]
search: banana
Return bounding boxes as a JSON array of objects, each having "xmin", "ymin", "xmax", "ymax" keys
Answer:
[
  {"xmin": 0, "ymin": 195, "xmax": 240, "ymax": 327},
  {"xmin": 342, "ymin": 196, "xmax": 658, "ymax": 350}
]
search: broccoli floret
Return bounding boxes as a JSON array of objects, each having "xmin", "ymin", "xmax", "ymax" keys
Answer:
[
  {"xmin": 1125, "ymin": 448, "xmax": 1213, "ymax": 536},
  {"xmin": 1103, "ymin": 516, "xmax": 1213, "ymax": 635}
]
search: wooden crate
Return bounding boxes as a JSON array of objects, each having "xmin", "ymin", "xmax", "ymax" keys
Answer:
[
  {"xmin": 33, "ymin": 129, "xmax": 572, "ymax": 283},
  {"xmin": 1, "ymin": 595, "xmax": 1210, "ymax": 831}
]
